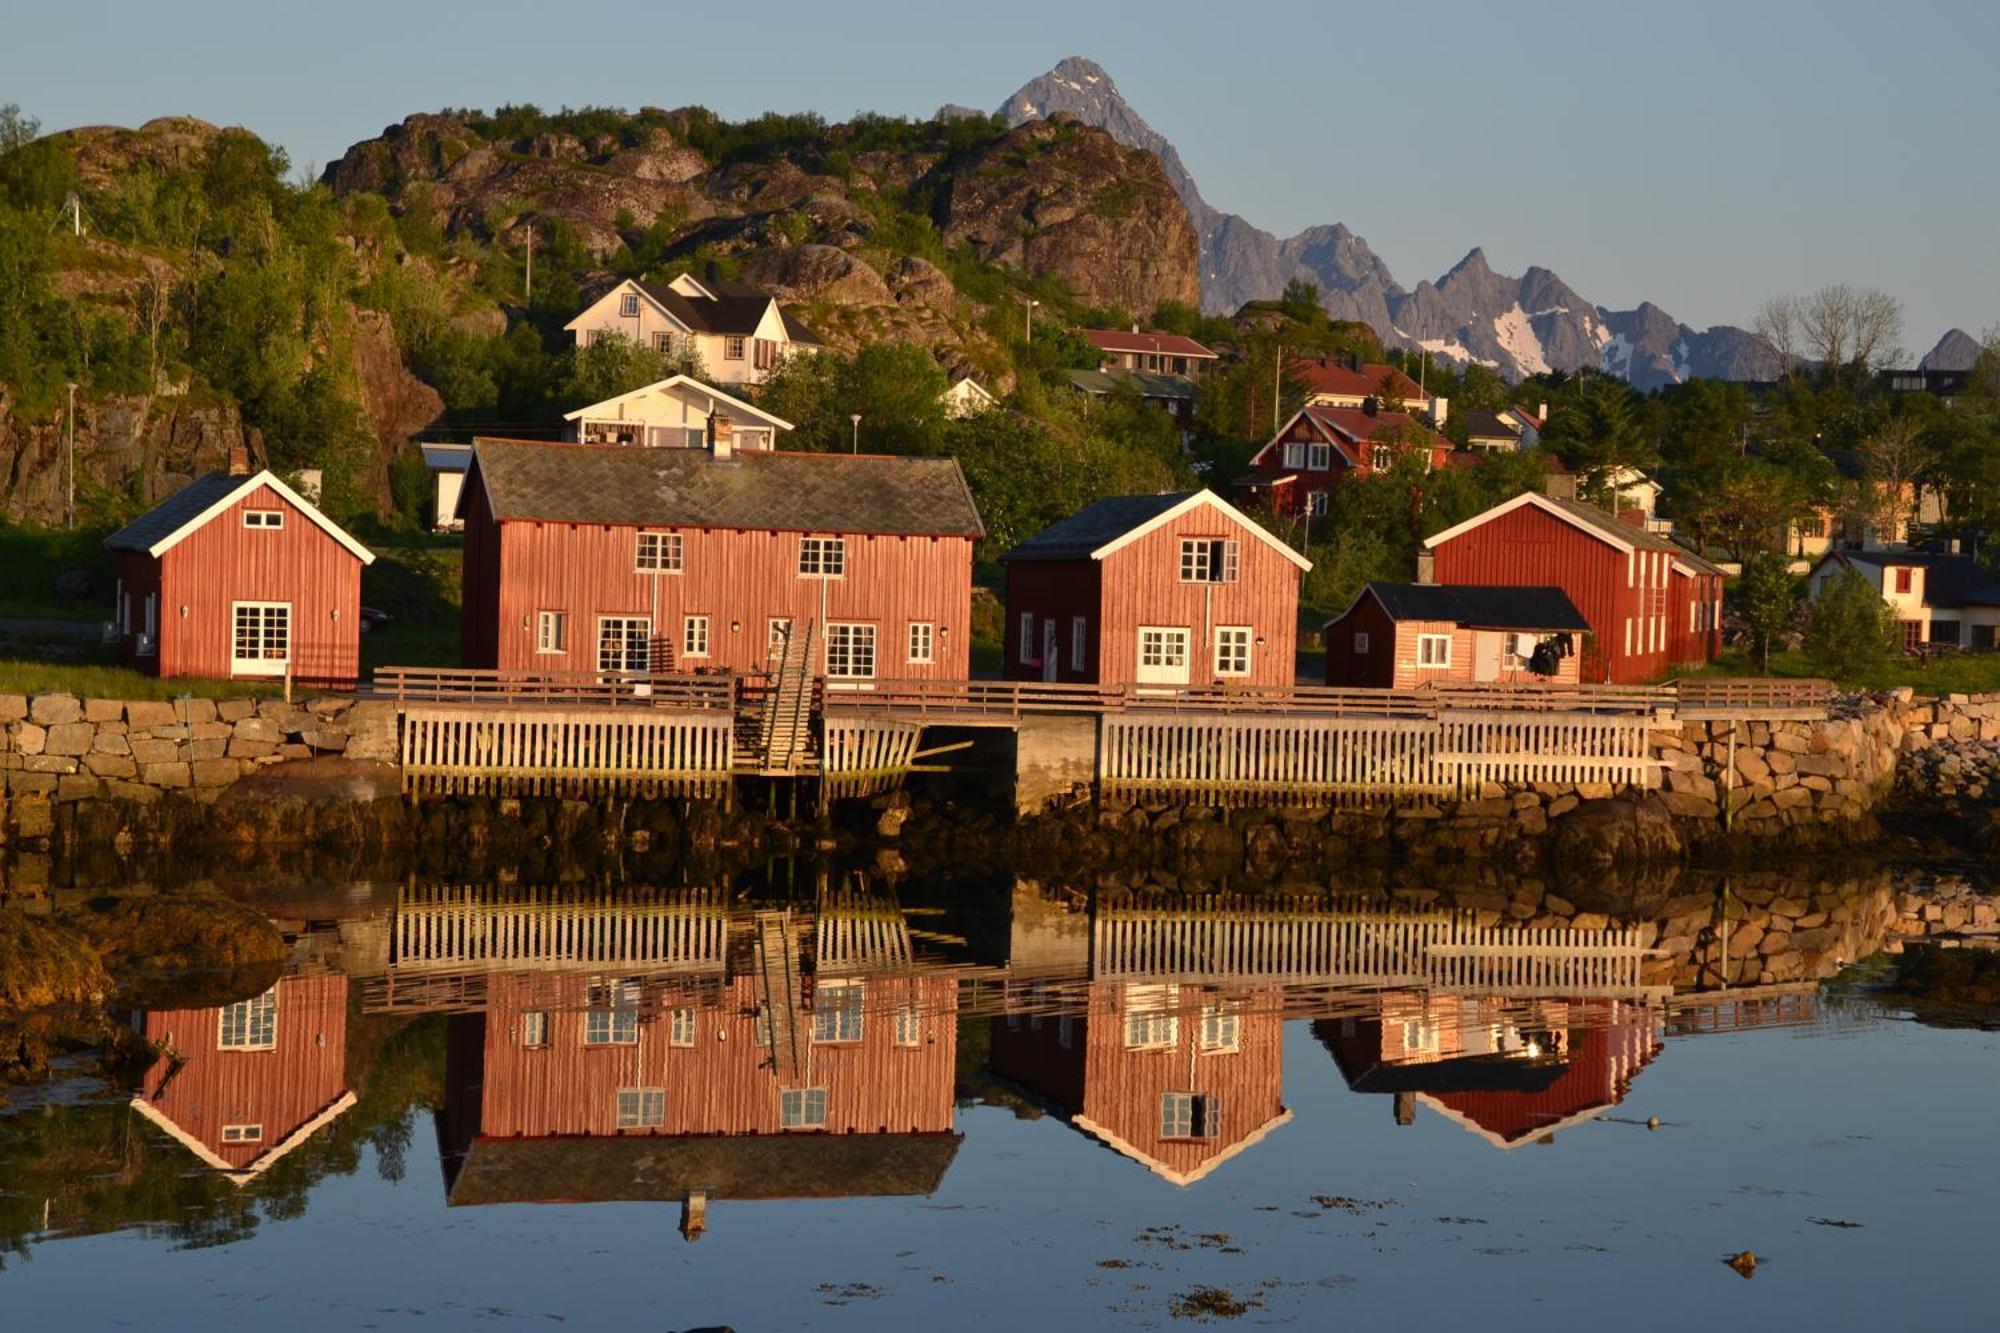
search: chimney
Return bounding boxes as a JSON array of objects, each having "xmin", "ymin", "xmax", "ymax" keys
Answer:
[
  {"xmin": 709, "ymin": 412, "xmax": 734, "ymax": 460},
  {"xmin": 1362, "ymin": 396, "xmax": 1379, "ymax": 417},
  {"xmin": 1415, "ymin": 551, "xmax": 1436, "ymax": 585},
  {"xmin": 1430, "ymin": 395, "xmax": 1448, "ymax": 427},
  {"xmin": 1537, "ymin": 401, "xmax": 1549, "ymax": 423},
  {"xmin": 1131, "ymin": 322, "xmax": 1140, "ymax": 333},
  {"xmin": 227, "ymin": 446, "xmax": 251, "ymax": 477},
  {"xmin": 679, "ymin": 1190, "xmax": 708, "ymax": 1242},
  {"xmin": 1543, "ymin": 473, "xmax": 1578, "ymax": 502},
  {"xmin": 1618, "ymin": 507, "xmax": 1647, "ymax": 530},
  {"xmin": 1394, "ymin": 1092, "xmax": 1416, "ymax": 1127}
]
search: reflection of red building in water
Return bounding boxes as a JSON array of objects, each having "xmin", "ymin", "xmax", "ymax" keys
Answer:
[
  {"xmin": 989, "ymin": 982, "xmax": 1291, "ymax": 1186},
  {"xmin": 129, "ymin": 974, "xmax": 355, "ymax": 1183},
  {"xmin": 440, "ymin": 971, "xmax": 961, "ymax": 1234},
  {"xmin": 1319, "ymin": 996, "xmax": 1662, "ymax": 1149}
]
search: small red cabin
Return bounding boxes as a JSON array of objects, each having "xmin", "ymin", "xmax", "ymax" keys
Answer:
[
  {"xmin": 1002, "ymin": 491, "xmax": 1308, "ymax": 689},
  {"xmin": 1324, "ymin": 582, "xmax": 1588, "ymax": 689},
  {"xmin": 1424, "ymin": 486, "xmax": 1724, "ymax": 684},
  {"xmin": 103, "ymin": 468, "xmax": 374, "ymax": 685},
  {"xmin": 1240, "ymin": 404, "xmax": 1452, "ymax": 518},
  {"xmin": 458, "ymin": 438, "xmax": 983, "ymax": 681}
]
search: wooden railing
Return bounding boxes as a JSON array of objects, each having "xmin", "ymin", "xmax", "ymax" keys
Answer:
[
  {"xmin": 1673, "ymin": 677, "xmax": 1833, "ymax": 716},
  {"xmin": 370, "ymin": 665, "xmax": 734, "ymax": 711}
]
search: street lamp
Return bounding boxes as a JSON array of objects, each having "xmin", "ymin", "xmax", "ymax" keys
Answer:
[
  {"xmin": 850, "ymin": 413, "xmax": 862, "ymax": 454},
  {"xmin": 1021, "ymin": 297, "xmax": 1040, "ymax": 344}
]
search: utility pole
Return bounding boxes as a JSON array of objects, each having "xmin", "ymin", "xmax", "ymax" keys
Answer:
[
  {"xmin": 1272, "ymin": 343, "xmax": 1283, "ymax": 434},
  {"xmin": 63, "ymin": 191, "xmax": 81, "ymax": 237},
  {"xmin": 1021, "ymin": 297, "xmax": 1039, "ymax": 344},
  {"xmin": 850, "ymin": 414, "xmax": 862, "ymax": 454},
  {"xmin": 524, "ymin": 224, "xmax": 533, "ymax": 304},
  {"xmin": 64, "ymin": 383, "xmax": 76, "ymax": 529}
]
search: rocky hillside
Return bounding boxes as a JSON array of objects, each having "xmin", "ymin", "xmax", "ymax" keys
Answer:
[
  {"xmin": 1920, "ymin": 327, "xmax": 1983, "ymax": 371},
  {"xmin": 1000, "ymin": 56, "xmax": 1784, "ymax": 388}
]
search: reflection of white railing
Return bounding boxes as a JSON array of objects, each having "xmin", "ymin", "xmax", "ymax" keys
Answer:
[
  {"xmin": 1092, "ymin": 894, "xmax": 1661, "ymax": 998},
  {"xmin": 814, "ymin": 888, "xmax": 913, "ymax": 974},
  {"xmin": 391, "ymin": 884, "xmax": 731, "ymax": 972}
]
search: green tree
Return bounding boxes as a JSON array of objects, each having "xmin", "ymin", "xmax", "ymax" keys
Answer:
[
  {"xmin": 561, "ymin": 330, "xmax": 671, "ymax": 406},
  {"xmin": 1734, "ymin": 552, "xmax": 1799, "ymax": 669},
  {"xmin": 1803, "ymin": 567, "xmax": 1898, "ymax": 675}
]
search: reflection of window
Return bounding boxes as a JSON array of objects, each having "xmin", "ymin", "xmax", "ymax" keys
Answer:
[
  {"xmin": 520, "ymin": 1011, "xmax": 549, "ymax": 1048},
  {"xmin": 767, "ymin": 617, "xmax": 794, "ymax": 661},
  {"xmin": 1417, "ymin": 633, "xmax": 1452, "ymax": 668},
  {"xmin": 1124, "ymin": 985, "xmax": 1180, "ymax": 1049},
  {"xmin": 1057, "ymin": 1015, "xmax": 1075, "ymax": 1049},
  {"xmin": 586, "ymin": 980, "xmax": 642, "ymax": 1045},
  {"xmin": 1353, "ymin": 631, "xmax": 1371, "ymax": 654},
  {"xmin": 616, "ymin": 1087, "xmax": 665, "ymax": 1128},
  {"xmin": 1371, "ymin": 445, "xmax": 1393, "ymax": 472},
  {"xmin": 1283, "ymin": 441, "xmax": 1307, "ymax": 469},
  {"xmin": 1308, "ymin": 490, "xmax": 1329, "ymax": 517},
  {"xmin": 669, "ymin": 1008, "xmax": 696, "ymax": 1047},
  {"xmin": 812, "ymin": 982, "xmax": 864, "ymax": 1042},
  {"xmin": 1403, "ymin": 1019, "xmax": 1440, "ymax": 1053},
  {"xmin": 1307, "ymin": 442, "xmax": 1331, "ymax": 470},
  {"xmin": 895, "ymin": 1006, "xmax": 921, "ymax": 1047},
  {"xmin": 1160, "ymin": 1092, "xmax": 1222, "ymax": 1139},
  {"xmin": 781, "ymin": 1088, "xmax": 829, "ymax": 1128},
  {"xmin": 652, "ymin": 331, "xmax": 673, "ymax": 353},
  {"xmin": 221, "ymin": 1124, "xmax": 263, "ymax": 1143},
  {"xmin": 219, "ymin": 989, "xmax": 277, "ymax": 1050},
  {"xmin": 1178, "ymin": 538, "xmax": 1239, "ymax": 583},
  {"xmin": 1200, "ymin": 1006, "xmax": 1240, "ymax": 1052}
]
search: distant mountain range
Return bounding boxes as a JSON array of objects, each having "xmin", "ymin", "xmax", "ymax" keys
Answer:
[{"xmin": 997, "ymin": 58, "xmax": 1806, "ymax": 389}]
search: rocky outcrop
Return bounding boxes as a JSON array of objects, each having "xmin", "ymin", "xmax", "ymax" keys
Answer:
[
  {"xmin": 0, "ymin": 387, "xmax": 251, "ymax": 526},
  {"xmin": 740, "ymin": 244, "xmax": 893, "ymax": 306},
  {"xmin": 936, "ymin": 116, "xmax": 1198, "ymax": 313}
]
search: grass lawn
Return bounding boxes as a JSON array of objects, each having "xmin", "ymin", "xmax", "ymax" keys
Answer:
[
  {"xmin": 0, "ymin": 658, "xmax": 282, "ymax": 701},
  {"xmin": 1673, "ymin": 647, "xmax": 2000, "ymax": 695}
]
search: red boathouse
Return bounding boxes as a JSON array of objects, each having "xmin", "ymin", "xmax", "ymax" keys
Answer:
[
  {"xmin": 458, "ymin": 437, "xmax": 984, "ymax": 680},
  {"xmin": 103, "ymin": 461, "xmax": 374, "ymax": 685}
]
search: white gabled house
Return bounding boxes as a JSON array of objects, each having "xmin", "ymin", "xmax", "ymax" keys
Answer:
[
  {"xmin": 941, "ymin": 377, "xmax": 998, "ymax": 419},
  {"xmin": 565, "ymin": 272, "xmax": 823, "ymax": 387},
  {"xmin": 562, "ymin": 375, "xmax": 795, "ymax": 452}
]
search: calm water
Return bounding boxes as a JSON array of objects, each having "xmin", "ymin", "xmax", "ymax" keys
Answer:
[{"xmin": 2, "ymin": 867, "xmax": 1995, "ymax": 1331}]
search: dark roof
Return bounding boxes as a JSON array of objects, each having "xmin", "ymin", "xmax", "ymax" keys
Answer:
[
  {"xmin": 631, "ymin": 277, "xmax": 794, "ymax": 339},
  {"xmin": 1348, "ymin": 1053, "xmax": 1569, "ymax": 1097},
  {"xmin": 779, "ymin": 309, "xmax": 824, "ymax": 347},
  {"xmin": 1066, "ymin": 368, "xmax": 1196, "ymax": 400},
  {"xmin": 104, "ymin": 474, "xmax": 247, "ymax": 552},
  {"xmin": 1534, "ymin": 492, "xmax": 1722, "ymax": 573},
  {"xmin": 1460, "ymin": 409, "xmax": 1526, "ymax": 440},
  {"xmin": 468, "ymin": 439, "xmax": 984, "ymax": 538},
  {"xmin": 1002, "ymin": 492, "xmax": 1193, "ymax": 562},
  {"xmin": 1343, "ymin": 582, "xmax": 1590, "ymax": 632},
  {"xmin": 447, "ymin": 1132, "xmax": 961, "ymax": 1207},
  {"xmin": 1083, "ymin": 329, "xmax": 1217, "ymax": 358},
  {"xmin": 1828, "ymin": 549, "xmax": 2000, "ymax": 608}
]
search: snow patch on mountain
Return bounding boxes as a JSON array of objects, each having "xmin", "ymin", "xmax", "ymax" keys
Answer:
[{"xmin": 1493, "ymin": 305, "xmax": 1552, "ymax": 376}]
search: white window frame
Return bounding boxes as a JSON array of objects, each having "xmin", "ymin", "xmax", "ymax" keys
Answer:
[
  {"xmin": 767, "ymin": 617, "xmax": 794, "ymax": 661},
  {"xmin": 616, "ymin": 1087, "xmax": 665, "ymax": 1129},
  {"xmin": 586, "ymin": 981, "xmax": 642, "ymax": 1046},
  {"xmin": 1308, "ymin": 489, "xmax": 1329, "ymax": 517},
  {"xmin": 799, "ymin": 536, "xmax": 846, "ymax": 578},
  {"xmin": 907, "ymin": 621, "xmax": 935, "ymax": 665},
  {"xmin": 618, "ymin": 291, "xmax": 641, "ymax": 318},
  {"xmin": 1160, "ymin": 1091, "xmax": 1222, "ymax": 1140},
  {"xmin": 895, "ymin": 1005, "xmax": 921, "ymax": 1047},
  {"xmin": 535, "ymin": 610, "xmax": 567, "ymax": 655},
  {"xmin": 1214, "ymin": 626, "xmax": 1253, "ymax": 678},
  {"xmin": 724, "ymin": 334, "xmax": 747, "ymax": 361},
  {"xmin": 781, "ymin": 1087, "xmax": 829, "ymax": 1129},
  {"xmin": 241, "ymin": 509, "xmax": 285, "ymax": 530},
  {"xmin": 520, "ymin": 1011, "xmax": 549, "ymax": 1048},
  {"xmin": 229, "ymin": 602, "xmax": 291, "ymax": 677},
  {"xmin": 1200, "ymin": 1005, "xmax": 1240, "ymax": 1053},
  {"xmin": 636, "ymin": 530, "xmax": 684, "ymax": 573},
  {"xmin": 221, "ymin": 1124, "xmax": 264, "ymax": 1144},
  {"xmin": 1018, "ymin": 612, "xmax": 1035, "ymax": 665},
  {"xmin": 1353, "ymin": 630, "xmax": 1371, "ymax": 654},
  {"xmin": 597, "ymin": 616, "xmax": 651, "ymax": 674},
  {"xmin": 1403, "ymin": 1019, "xmax": 1440, "ymax": 1053},
  {"xmin": 825, "ymin": 622, "xmax": 877, "ymax": 680},
  {"xmin": 1178, "ymin": 538, "xmax": 1240, "ymax": 584},
  {"xmin": 682, "ymin": 614, "xmax": 710, "ymax": 659},
  {"xmin": 218, "ymin": 989, "xmax": 278, "ymax": 1051},
  {"xmin": 669, "ymin": 1008, "xmax": 696, "ymax": 1047},
  {"xmin": 1282, "ymin": 440, "xmax": 1307, "ymax": 469},
  {"xmin": 1136, "ymin": 626, "xmax": 1192, "ymax": 685},
  {"xmin": 1071, "ymin": 616, "xmax": 1088, "ymax": 671},
  {"xmin": 1307, "ymin": 441, "xmax": 1331, "ymax": 471},
  {"xmin": 1123, "ymin": 985, "xmax": 1181, "ymax": 1049},
  {"xmin": 1416, "ymin": 633, "xmax": 1452, "ymax": 669},
  {"xmin": 651, "ymin": 330, "xmax": 673, "ymax": 353},
  {"xmin": 1371, "ymin": 444, "xmax": 1393, "ymax": 472},
  {"xmin": 812, "ymin": 980, "xmax": 865, "ymax": 1043}
]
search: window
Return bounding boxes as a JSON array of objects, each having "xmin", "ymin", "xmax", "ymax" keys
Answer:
[
  {"xmin": 1214, "ymin": 626, "xmax": 1252, "ymax": 677},
  {"xmin": 616, "ymin": 1088, "xmax": 665, "ymax": 1128},
  {"xmin": 1138, "ymin": 627, "xmax": 1190, "ymax": 671},
  {"xmin": 219, "ymin": 989, "xmax": 277, "ymax": 1050},
  {"xmin": 1283, "ymin": 441, "xmax": 1307, "ymax": 469},
  {"xmin": 1307, "ymin": 490, "xmax": 1329, "ymax": 517},
  {"xmin": 1179, "ymin": 538, "xmax": 1240, "ymax": 584},
  {"xmin": 1124, "ymin": 985, "xmax": 1180, "ymax": 1049},
  {"xmin": 618, "ymin": 292, "xmax": 640, "ymax": 317},
  {"xmin": 586, "ymin": 980, "xmax": 642, "ymax": 1045},
  {"xmin": 1371, "ymin": 444, "xmax": 1393, "ymax": 472},
  {"xmin": 781, "ymin": 1087, "xmax": 829, "ymax": 1129},
  {"xmin": 812, "ymin": 982, "xmax": 864, "ymax": 1042},
  {"xmin": 1353, "ymin": 631, "xmax": 1371, "ymax": 654},
  {"xmin": 241, "ymin": 509, "xmax": 284, "ymax": 529},
  {"xmin": 1417, "ymin": 633, "xmax": 1452, "ymax": 668},
  {"xmin": 221, "ymin": 1124, "xmax": 263, "ymax": 1144},
  {"xmin": 230, "ymin": 603, "xmax": 290, "ymax": 673},
  {"xmin": 1071, "ymin": 617, "xmax": 1088, "ymax": 671},
  {"xmin": 652, "ymin": 331, "xmax": 673, "ymax": 353},
  {"xmin": 597, "ymin": 616, "xmax": 651, "ymax": 674},
  {"xmin": 1307, "ymin": 441, "xmax": 1331, "ymax": 471},
  {"xmin": 536, "ymin": 611, "xmax": 567, "ymax": 655},
  {"xmin": 1200, "ymin": 1006, "xmax": 1240, "ymax": 1053},
  {"xmin": 825, "ymin": 623, "xmax": 877, "ymax": 679},
  {"xmin": 683, "ymin": 614, "xmax": 710, "ymax": 658},
  {"xmin": 768, "ymin": 617, "xmax": 794, "ymax": 661},
  {"xmin": 799, "ymin": 536, "xmax": 846, "ymax": 577},
  {"xmin": 895, "ymin": 1005, "xmax": 922, "ymax": 1047},
  {"xmin": 636, "ymin": 531, "xmax": 683, "ymax": 572},
  {"xmin": 724, "ymin": 334, "xmax": 747, "ymax": 360},
  {"xmin": 1894, "ymin": 567, "xmax": 1914, "ymax": 594},
  {"xmin": 520, "ymin": 1012, "xmax": 549, "ymax": 1048},
  {"xmin": 1019, "ymin": 612, "xmax": 1035, "ymax": 665},
  {"xmin": 669, "ymin": 1008, "xmax": 696, "ymax": 1047},
  {"xmin": 1161, "ymin": 1092, "xmax": 1222, "ymax": 1140},
  {"xmin": 907, "ymin": 621, "xmax": 935, "ymax": 665},
  {"xmin": 1403, "ymin": 1019, "xmax": 1440, "ymax": 1053}
]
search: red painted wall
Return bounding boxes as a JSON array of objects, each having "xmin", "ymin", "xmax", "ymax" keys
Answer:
[
  {"xmin": 136, "ymin": 974, "xmax": 350, "ymax": 1168},
  {"xmin": 1323, "ymin": 597, "xmax": 1397, "ymax": 687},
  {"xmin": 1001, "ymin": 561, "xmax": 1102, "ymax": 682}
]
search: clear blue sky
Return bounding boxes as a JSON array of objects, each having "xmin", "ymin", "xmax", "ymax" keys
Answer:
[{"xmin": 7, "ymin": 0, "xmax": 1995, "ymax": 351}]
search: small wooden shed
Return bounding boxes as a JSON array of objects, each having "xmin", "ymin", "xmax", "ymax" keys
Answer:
[{"xmin": 1323, "ymin": 582, "xmax": 1588, "ymax": 689}]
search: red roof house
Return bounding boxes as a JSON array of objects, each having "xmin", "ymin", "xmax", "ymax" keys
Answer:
[
  {"xmin": 1001, "ymin": 491, "xmax": 1309, "ymax": 689},
  {"xmin": 1290, "ymin": 358, "xmax": 1431, "ymax": 414},
  {"xmin": 1082, "ymin": 328, "xmax": 1219, "ymax": 377},
  {"xmin": 1241, "ymin": 404, "xmax": 1453, "ymax": 518},
  {"xmin": 1323, "ymin": 582, "xmax": 1588, "ymax": 688},
  {"xmin": 103, "ymin": 462, "xmax": 374, "ymax": 685},
  {"xmin": 1422, "ymin": 481, "xmax": 1724, "ymax": 683},
  {"xmin": 458, "ymin": 437, "xmax": 984, "ymax": 680}
]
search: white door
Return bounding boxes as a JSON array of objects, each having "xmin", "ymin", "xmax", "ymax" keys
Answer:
[
  {"xmin": 1135, "ymin": 627, "xmax": 1191, "ymax": 687},
  {"xmin": 1042, "ymin": 620, "xmax": 1059, "ymax": 683},
  {"xmin": 231, "ymin": 601, "xmax": 291, "ymax": 677},
  {"xmin": 1473, "ymin": 631, "xmax": 1502, "ymax": 682},
  {"xmin": 140, "ymin": 593, "xmax": 158, "ymax": 657}
]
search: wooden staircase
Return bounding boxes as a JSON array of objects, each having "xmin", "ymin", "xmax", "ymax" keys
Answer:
[
  {"xmin": 747, "ymin": 619, "xmax": 818, "ymax": 772},
  {"xmin": 754, "ymin": 910, "xmax": 806, "ymax": 1086}
]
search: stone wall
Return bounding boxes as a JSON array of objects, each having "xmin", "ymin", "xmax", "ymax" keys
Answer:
[
  {"xmin": 1652, "ymin": 708, "xmax": 1904, "ymax": 832},
  {"xmin": 0, "ymin": 691, "xmax": 399, "ymax": 842}
]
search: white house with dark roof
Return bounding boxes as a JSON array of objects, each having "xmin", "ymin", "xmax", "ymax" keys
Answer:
[
  {"xmin": 565, "ymin": 272, "xmax": 823, "ymax": 386},
  {"xmin": 1807, "ymin": 548, "xmax": 2000, "ymax": 651}
]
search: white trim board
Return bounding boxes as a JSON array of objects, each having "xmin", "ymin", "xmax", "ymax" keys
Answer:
[
  {"xmin": 128, "ymin": 1090, "xmax": 358, "ymax": 1186},
  {"xmin": 1070, "ymin": 1107, "xmax": 1293, "ymax": 1188},
  {"xmin": 1423, "ymin": 491, "xmax": 1634, "ymax": 557},
  {"xmin": 561, "ymin": 374, "xmax": 795, "ymax": 431},
  {"xmin": 146, "ymin": 471, "xmax": 374, "ymax": 565},
  {"xmin": 1091, "ymin": 491, "xmax": 1312, "ymax": 572}
]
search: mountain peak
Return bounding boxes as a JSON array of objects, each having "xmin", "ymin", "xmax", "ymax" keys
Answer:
[
  {"xmin": 1046, "ymin": 56, "xmax": 1114, "ymax": 87},
  {"xmin": 1920, "ymin": 327, "xmax": 1984, "ymax": 372},
  {"xmin": 1449, "ymin": 247, "xmax": 1491, "ymax": 276}
]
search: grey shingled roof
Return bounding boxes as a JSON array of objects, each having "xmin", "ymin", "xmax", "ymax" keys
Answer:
[
  {"xmin": 468, "ymin": 439, "xmax": 984, "ymax": 537},
  {"xmin": 1538, "ymin": 492, "xmax": 1723, "ymax": 573},
  {"xmin": 1460, "ymin": 409, "xmax": 1525, "ymax": 440},
  {"xmin": 1002, "ymin": 492, "xmax": 1193, "ymax": 563},
  {"xmin": 103, "ymin": 474, "xmax": 250, "ymax": 553},
  {"xmin": 447, "ymin": 1132, "xmax": 962, "ymax": 1207},
  {"xmin": 1066, "ymin": 368, "xmax": 1196, "ymax": 400},
  {"xmin": 1349, "ymin": 582, "xmax": 1589, "ymax": 631}
]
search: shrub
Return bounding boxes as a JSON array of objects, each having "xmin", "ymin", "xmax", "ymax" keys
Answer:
[{"xmin": 1803, "ymin": 568, "xmax": 1898, "ymax": 674}]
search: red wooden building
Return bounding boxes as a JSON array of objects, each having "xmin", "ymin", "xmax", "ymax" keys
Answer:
[
  {"xmin": 989, "ymin": 982, "xmax": 1292, "ymax": 1187},
  {"xmin": 103, "ymin": 462, "xmax": 375, "ymax": 685},
  {"xmin": 1323, "ymin": 582, "xmax": 1588, "ymax": 688},
  {"xmin": 1423, "ymin": 482, "xmax": 1725, "ymax": 683},
  {"xmin": 1001, "ymin": 491, "xmax": 1309, "ymax": 689},
  {"xmin": 1319, "ymin": 995, "xmax": 1662, "ymax": 1150},
  {"xmin": 458, "ymin": 438, "xmax": 983, "ymax": 680},
  {"xmin": 129, "ymin": 973, "xmax": 355, "ymax": 1184},
  {"xmin": 1240, "ymin": 404, "xmax": 1453, "ymax": 518},
  {"xmin": 439, "ymin": 970, "xmax": 961, "ymax": 1235}
]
